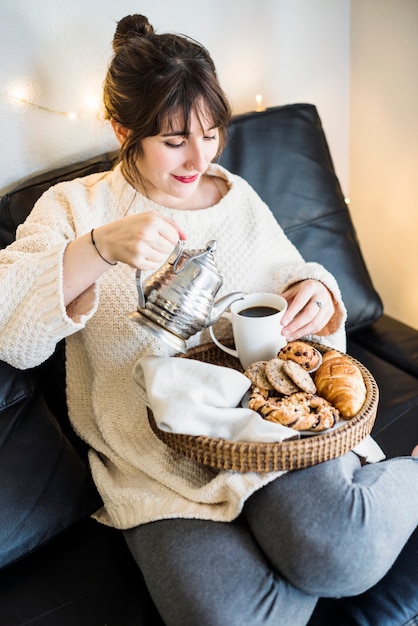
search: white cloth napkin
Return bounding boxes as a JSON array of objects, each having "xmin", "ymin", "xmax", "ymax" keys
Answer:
[{"xmin": 132, "ymin": 356, "xmax": 299, "ymax": 443}]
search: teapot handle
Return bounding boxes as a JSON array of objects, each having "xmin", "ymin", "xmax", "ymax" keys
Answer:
[{"xmin": 135, "ymin": 268, "xmax": 146, "ymax": 309}]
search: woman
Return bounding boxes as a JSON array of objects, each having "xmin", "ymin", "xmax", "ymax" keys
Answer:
[{"xmin": 0, "ymin": 15, "xmax": 416, "ymax": 626}]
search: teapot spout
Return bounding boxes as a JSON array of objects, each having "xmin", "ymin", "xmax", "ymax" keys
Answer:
[{"xmin": 208, "ymin": 292, "xmax": 245, "ymax": 326}]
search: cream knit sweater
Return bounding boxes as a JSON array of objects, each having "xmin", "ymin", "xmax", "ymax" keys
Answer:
[{"xmin": 0, "ymin": 163, "xmax": 347, "ymax": 529}]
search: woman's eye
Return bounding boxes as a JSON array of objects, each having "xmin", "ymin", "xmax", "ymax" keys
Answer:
[
  {"xmin": 204, "ymin": 135, "xmax": 217, "ymax": 141},
  {"xmin": 164, "ymin": 141, "xmax": 185, "ymax": 149}
]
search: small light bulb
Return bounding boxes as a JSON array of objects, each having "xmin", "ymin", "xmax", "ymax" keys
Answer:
[
  {"xmin": 255, "ymin": 94, "xmax": 266, "ymax": 112},
  {"xmin": 84, "ymin": 96, "xmax": 100, "ymax": 111},
  {"xmin": 9, "ymin": 84, "xmax": 29, "ymax": 103}
]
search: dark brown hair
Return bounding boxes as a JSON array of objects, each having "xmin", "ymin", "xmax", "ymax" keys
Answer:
[{"xmin": 103, "ymin": 15, "xmax": 232, "ymax": 186}]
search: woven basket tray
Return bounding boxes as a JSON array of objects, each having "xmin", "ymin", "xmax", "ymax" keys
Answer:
[{"xmin": 148, "ymin": 342, "xmax": 379, "ymax": 472}]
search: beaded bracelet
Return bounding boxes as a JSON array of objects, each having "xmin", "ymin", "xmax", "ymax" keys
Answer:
[{"xmin": 90, "ymin": 229, "xmax": 117, "ymax": 266}]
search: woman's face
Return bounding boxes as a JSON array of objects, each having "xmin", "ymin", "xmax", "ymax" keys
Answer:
[{"xmin": 135, "ymin": 107, "xmax": 220, "ymax": 208}]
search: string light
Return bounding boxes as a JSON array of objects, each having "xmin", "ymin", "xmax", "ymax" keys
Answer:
[{"xmin": 0, "ymin": 85, "xmax": 103, "ymax": 121}]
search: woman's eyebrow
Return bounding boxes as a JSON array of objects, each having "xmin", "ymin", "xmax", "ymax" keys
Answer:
[
  {"xmin": 161, "ymin": 125, "xmax": 217, "ymax": 138},
  {"xmin": 161, "ymin": 130, "xmax": 187, "ymax": 137}
]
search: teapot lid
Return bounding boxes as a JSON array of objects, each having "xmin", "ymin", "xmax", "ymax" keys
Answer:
[{"xmin": 171, "ymin": 239, "xmax": 219, "ymax": 274}]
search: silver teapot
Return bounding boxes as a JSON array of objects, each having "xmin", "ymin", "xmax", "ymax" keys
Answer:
[{"xmin": 130, "ymin": 240, "xmax": 243, "ymax": 352}]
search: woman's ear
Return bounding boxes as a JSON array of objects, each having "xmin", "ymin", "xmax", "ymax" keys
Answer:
[{"xmin": 111, "ymin": 118, "xmax": 130, "ymax": 145}]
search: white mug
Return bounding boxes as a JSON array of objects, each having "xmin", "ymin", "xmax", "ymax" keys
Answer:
[{"xmin": 209, "ymin": 292, "xmax": 288, "ymax": 370}]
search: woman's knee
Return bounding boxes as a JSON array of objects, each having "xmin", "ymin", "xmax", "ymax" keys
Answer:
[
  {"xmin": 281, "ymin": 525, "xmax": 399, "ymax": 597},
  {"xmin": 244, "ymin": 457, "xmax": 403, "ymax": 596}
]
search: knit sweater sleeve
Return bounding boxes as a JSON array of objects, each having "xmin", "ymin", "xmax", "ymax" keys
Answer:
[{"xmin": 0, "ymin": 184, "xmax": 99, "ymax": 369}]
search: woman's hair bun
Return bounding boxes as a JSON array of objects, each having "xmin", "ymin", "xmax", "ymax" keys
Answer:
[{"xmin": 113, "ymin": 14, "xmax": 154, "ymax": 51}]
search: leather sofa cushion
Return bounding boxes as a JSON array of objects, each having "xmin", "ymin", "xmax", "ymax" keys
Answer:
[
  {"xmin": 0, "ymin": 519, "xmax": 163, "ymax": 626},
  {"xmin": 0, "ymin": 361, "xmax": 101, "ymax": 570},
  {"xmin": 351, "ymin": 314, "xmax": 418, "ymax": 378},
  {"xmin": 347, "ymin": 339, "xmax": 418, "ymax": 458}
]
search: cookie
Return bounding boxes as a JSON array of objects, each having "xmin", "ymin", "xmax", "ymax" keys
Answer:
[
  {"xmin": 264, "ymin": 358, "xmax": 300, "ymax": 395},
  {"xmin": 244, "ymin": 361, "xmax": 274, "ymax": 390},
  {"xmin": 283, "ymin": 360, "xmax": 317, "ymax": 394},
  {"xmin": 278, "ymin": 341, "xmax": 320, "ymax": 371}
]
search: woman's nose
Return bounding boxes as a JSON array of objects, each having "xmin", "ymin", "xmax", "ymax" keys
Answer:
[{"xmin": 185, "ymin": 145, "xmax": 206, "ymax": 172}]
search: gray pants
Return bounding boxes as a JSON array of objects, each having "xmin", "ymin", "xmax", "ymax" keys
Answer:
[{"xmin": 124, "ymin": 452, "xmax": 418, "ymax": 626}]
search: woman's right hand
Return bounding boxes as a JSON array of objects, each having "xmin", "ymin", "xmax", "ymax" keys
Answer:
[
  {"xmin": 92, "ymin": 212, "xmax": 187, "ymax": 270},
  {"xmin": 63, "ymin": 212, "xmax": 186, "ymax": 307}
]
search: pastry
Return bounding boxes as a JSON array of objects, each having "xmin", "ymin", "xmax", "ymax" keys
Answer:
[
  {"xmin": 248, "ymin": 386, "xmax": 270, "ymax": 412},
  {"xmin": 260, "ymin": 392, "xmax": 339, "ymax": 431},
  {"xmin": 313, "ymin": 350, "xmax": 366, "ymax": 418}
]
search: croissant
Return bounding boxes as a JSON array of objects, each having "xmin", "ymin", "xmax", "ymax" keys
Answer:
[{"xmin": 313, "ymin": 350, "xmax": 366, "ymax": 419}]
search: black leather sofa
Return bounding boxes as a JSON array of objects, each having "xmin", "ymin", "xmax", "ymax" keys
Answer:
[{"xmin": 0, "ymin": 104, "xmax": 417, "ymax": 625}]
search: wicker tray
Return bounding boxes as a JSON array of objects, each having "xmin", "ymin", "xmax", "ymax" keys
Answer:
[{"xmin": 148, "ymin": 342, "xmax": 379, "ymax": 472}]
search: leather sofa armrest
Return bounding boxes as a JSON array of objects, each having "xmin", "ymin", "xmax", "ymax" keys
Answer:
[{"xmin": 349, "ymin": 314, "xmax": 418, "ymax": 378}]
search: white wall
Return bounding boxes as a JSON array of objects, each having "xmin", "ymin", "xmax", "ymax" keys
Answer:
[
  {"xmin": 0, "ymin": 0, "xmax": 350, "ymax": 195},
  {"xmin": 350, "ymin": 0, "xmax": 418, "ymax": 329}
]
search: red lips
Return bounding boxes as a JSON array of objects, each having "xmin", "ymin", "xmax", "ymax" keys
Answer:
[{"xmin": 172, "ymin": 174, "xmax": 199, "ymax": 184}]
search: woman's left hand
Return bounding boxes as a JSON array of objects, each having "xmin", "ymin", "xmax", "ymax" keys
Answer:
[{"xmin": 280, "ymin": 279, "xmax": 335, "ymax": 341}]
